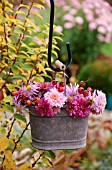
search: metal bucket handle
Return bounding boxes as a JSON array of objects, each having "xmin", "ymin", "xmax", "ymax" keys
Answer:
[{"xmin": 48, "ymin": 0, "xmax": 72, "ymax": 72}]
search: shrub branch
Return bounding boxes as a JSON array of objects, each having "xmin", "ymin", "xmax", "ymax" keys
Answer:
[{"xmin": 12, "ymin": 121, "xmax": 30, "ymax": 153}]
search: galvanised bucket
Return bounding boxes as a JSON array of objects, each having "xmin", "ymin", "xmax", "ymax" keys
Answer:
[{"xmin": 29, "ymin": 107, "xmax": 88, "ymax": 150}]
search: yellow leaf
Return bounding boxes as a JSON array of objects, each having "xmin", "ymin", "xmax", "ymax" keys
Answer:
[
  {"xmin": 19, "ymin": 4, "xmax": 30, "ymax": 9},
  {"xmin": 31, "ymin": 12, "xmax": 43, "ymax": 20},
  {"xmin": 42, "ymin": 157, "xmax": 53, "ymax": 167},
  {"xmin": 18, "ymin": 163, "xmax": 32, "ymax": 170},
  {"xmin": 0, "ymin": 25, "xmax": 4, "ymax": 32},
  {"xmin": 18, "ymin": 121, "xmax": 26, "ymax": 128},
  {"xmin": 36, "ymin": 63, "xmax": 46, "ymax": 74},
  {"xmin": 15, "ymin": 11, "xmax": 26, "ymax": 15},
  {"xmin": 8, "ymin": 125, "xmax": 14, "ymax": 135},
  {"xmin": 33, "ymin": 75, "xmax": 44, "ymax": 82},
  {"xmin": 0, "ymin": 115, "xmax": 4, "ymax": 119},
  {"xmin": 0, "ymin": 137, "xmax": 9, "ymax": 152},
  {"xmin": 33, "ymin": 3, "xmax": 44, "ymax": 9},
  {"xmin": 31, "ymin": 54, "xmax": 37, "ymax": 61},
  {"xmin": 3, "ymin": 150, "xmax": 16, "ymax": 170},
  {"xmin": 0, "ymin": 78, "xmax": 5, "ymax": 89},
  {"xmin": 52, "ymin": 50, "xmax": 58, "ymax": 57},
  {"xmin": 19, "ymin": 51, "xmax": 30, "ymax": 58},
  {"xmin": 17, "ymin": 143, "xmax": 22, "ymax": 149},
  {"xmin": 9, "ymin": 138, "xmax": 14, "ymax": 145},
  {"xmin": 26, "ymin": 18, "xmax": 37, "ymax": 29}
]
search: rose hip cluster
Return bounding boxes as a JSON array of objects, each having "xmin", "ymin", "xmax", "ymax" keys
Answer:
[
  {"xmin": 52, "ymin": 80, "xmax": 65, "ymax": 92},
  {"xmin": 78, "ymin": 81, "xmax": 93, "ymax": 97}
]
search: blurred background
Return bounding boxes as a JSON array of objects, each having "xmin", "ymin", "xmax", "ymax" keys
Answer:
[{"xmin": 6, "ymin": 0, "xmax": 112, "ymax": 169}]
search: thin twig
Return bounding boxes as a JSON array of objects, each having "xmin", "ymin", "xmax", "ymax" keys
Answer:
[
  {"xmin": 32, "ymin": 151, "xmax": 45, "ymax": 167},
  {"xmin": 16, "ymin": 0, "xmax": 34, "ymax": 47},
  {"xmin": 2, "ymin": 1, "xmax": 9, "ymax": 56},
  {"xmin": 12, "ymin": 121, "xmax": 30, "ymax": 153},
  {"xmin": 11, "ymin": 0, "xmax": 24, "ymax": 30},
  {"xmin": 6, "ymin": 118, "xmax": 16, "ymax": 138}
]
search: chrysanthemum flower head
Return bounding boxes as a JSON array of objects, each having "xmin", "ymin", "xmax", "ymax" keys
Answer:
[
  {"xmin": 35, "ymin": 98, "xmax": 54, "ymax": 117},
  {"xmin": 91, "ymin": 90, "xmax": 107, "ymax": 114},
  {"xmin": 44, "ymin": 88, "xmax": 67, "ymax": 108}
]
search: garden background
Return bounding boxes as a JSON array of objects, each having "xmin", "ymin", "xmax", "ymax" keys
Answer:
[{"xmin": 0, "ymin": 0, "xmax": 112, "ymax": 169}]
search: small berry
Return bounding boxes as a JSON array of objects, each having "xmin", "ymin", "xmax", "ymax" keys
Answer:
[
  {"xmin": 52, "ymin": 80, "xmax": 57, "ymax": 85},
  {"xmin": 59, "ymin": 82, "xmax": 65, "ymax": 87},
  {"xmin": 87, "ymin": 87, "xmax": 93, "ymax": 92},
  {"xmin": 83, "ymin": 90, "xmax": 89, "ymax": 97},
  {"xmin": 26, "ymin": 100, "xmax": 32, "ymax": 106},
  {"xmin": 58, "ymin": 87, "xmax": 64, "ymax": 92},
  {"xmin": 79, "ymin": 81, "xmax": 86, "ymax": 87},
  {"xmin": 22, "ymin": 93, "xmax": 27, "ymax": 100},
  {"xmin": 78, "ymin": 87, "xmax": 84, "ymax": 94},
  {"xmin": 11, "ymin": 91, "xmax": 17, "ymax": 96},
  {"xmin": 34, "ymin": 97, "xmax": 40, "ymax": 103},
  {"xmin": 0, "ymin": 90, "xmax": 4, "ymax": 101}
]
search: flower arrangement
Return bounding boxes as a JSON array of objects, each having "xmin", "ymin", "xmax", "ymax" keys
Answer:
[{"xmin": 12, "ymin": 80, "xmax": 107, "ymax": 118}]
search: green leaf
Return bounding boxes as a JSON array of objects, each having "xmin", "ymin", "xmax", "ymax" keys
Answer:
[
  {"xmin": 41, "ymin": 157, "xmax": 53, "ymax": 167},
  {"xmin": 14, "ymin": 114, "xmax": 27, "ymax": 123},
  {"xmin": 6, "ymin": 84, "xmax": 20, "ymax": 92},
  {"xmin": 21, "ymin": 42, "xmax": 30, "ymax": 50},
  {"xmin": 40, "ymin": 74, "xmax": 52, "ymax": 79},
  {"xmin": 14, "ymin": 28, "xmax": 23, "ymax": 34},
  {"xmin": 12, "ymin": 65, "xmax": 19, "ymax": 74},
  {"xmin": 46, "ymin": 151, "xmax": 56, "ymax": 159},
  {"xmin": 33, "ymin": 76, "xmax": 44, "ymax": 82},
  {"xmin": 11, "ymin": 74, "xmax": 26, "ymax": 80},
  {"xmin": 27, "ymin": 50, "xmax": 37, "ymax": 55},
  {"xmin": 2, "ymin": 96, "xmax": 13, "ymax": 104},
  {"xmin": 22, "ymin": 64, "xmax": 32, "ymax": 71},
  {"xmin": 3, "ymin": 104, "xmax": 14, "ymax": 113},
  {"xmin": 18, "ymin": 54, "xmax": 27, "ymax": 59}
]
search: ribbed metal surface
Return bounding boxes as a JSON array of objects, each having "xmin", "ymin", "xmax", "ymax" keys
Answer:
[{"xmin": 29, "ymin": 108, "xmax": 88, "ymax": 150}]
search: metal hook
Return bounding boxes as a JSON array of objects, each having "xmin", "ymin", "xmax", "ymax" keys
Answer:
[{"xmin": 48, "ymin": 0, "xmax": 72, "ymax": 72}]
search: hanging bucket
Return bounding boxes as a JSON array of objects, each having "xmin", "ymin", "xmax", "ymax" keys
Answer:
[{"xmin": 29, "ymin": 107, "xmax": 88, "ymax": 150}]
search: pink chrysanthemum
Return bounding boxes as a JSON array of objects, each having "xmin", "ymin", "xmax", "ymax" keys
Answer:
[
  {"xmin": 35, "ymin": 98, "xmax": 54, "ymax": 117},
  {"xmin": 66, "ymin": 95, "xmax": 91, "ymax": 118},
  {"xmin": 44, "ymin": 88, "xmax": 67, "ymax": 108},
  {"xmin": 91, "ymin": 90, "xmax": 107, "ymax": 114}
]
